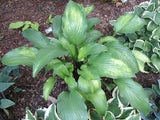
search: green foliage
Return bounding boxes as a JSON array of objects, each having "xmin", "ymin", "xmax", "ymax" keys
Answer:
[
  {"xmin": 111, "ymin": 0, "xmax": 160, "ymax": 73},
  {"xmin": 0, "ymin": 66, "xmax": 21, "ymax": 109},
  {"xmin": 141, "ymin": 80, "xmax": 160, "ymax": 120},
  {"xmin": 9, "ymin": 21, "xmax": 39, "ymax": 31},
  {"xmin": 2, "ymin": 0, "xmax": 150, "ymax": 119}
]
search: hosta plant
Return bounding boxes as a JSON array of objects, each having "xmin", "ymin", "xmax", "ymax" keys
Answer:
[
  {"xmin": 141, "ymin": 80, "xmax": 160, "ymax": 120},
  {"xmin": 111, "ymin": 0, "xmax": 160, "ymax": 73},
  {"xmin": 2, "ymin": 0, "xmax": 150, "ymax": 119},
  {"xmin": 0, "ymin": 66, "xmax": 21, "ymax": 109}
]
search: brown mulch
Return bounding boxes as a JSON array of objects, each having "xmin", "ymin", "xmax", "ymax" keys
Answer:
[{"xmin": 0, "ymin": 0, "xmax": 159, "ymax": 119}]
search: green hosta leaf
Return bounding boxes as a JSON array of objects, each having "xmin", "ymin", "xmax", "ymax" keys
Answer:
[
  {"xmin": 35, "ymin": 109, "xmax": 46, "ymax": 120},
  {"xmin": 24, "ymin": 21, "xmax": 32, "ymax": 25},
  {"xmin": 102, "ymin": 82, "xmax": 115, "ymax": 91},
  {"xmin": 84, "ymin": 5, "xmax": 94, "ymax": 16},
  {"xmin": 26, "ymin": 109, "xmax": 36, "ymax": 120},
  {"xmin": 132, "ymin": 50, "xmax": 150, "ymax": 73},
  {"xmin": 114, "ymin": 78, "xmax": 150, "ymax": 115},
  {"xmin": 31, "ymin": 22, "xmax": 39, "ymax": 31},
  {"xmin": 139, "ymin": 1, "xmax": 150, "ymax": 9},
  {"xmin": 151, "ymin": 54, "xmax": 160, "ymax": 71},
  {"xmin": 118, "ymin": 108, "xmax": 133, "ymax": 119},
  {"xmin": 64, "ymin": 76, "xmax": 77, "ymax": 88},
  {"xmin": 78, "ymin": 43, "xmax": 107, "ymax": 61},
  {"xmin": 151, "ymin": 0, "xmax": 159, "ymax": 8},
  {"xmin": 147, "ymin": 3, "xmax": 155, "ymax": 12},
  {"xmin": 126, "ymin": 114, "xmax": 141, "ymax": 120},
  {"xmin": 0, "ymin": 82, "xmax": 14, "ymax": 92},
  {"xmin": 125, "ymin": 33, "xmax": 138, "ymax": 41},
  {"xmin": 153, "ymin": 12, "xmax": 160, "ymax": 25},
  {"xmin": 57, "ymin": 90, "xmax": 88, "ymax": 120},
  {"xmin": 0, "ymin": 73, "xmax": 11, "ymax": 82},
  {"xmin": 52, "ymin": 15, "xmax": 62, "ymax": 38},
  {"xmin": 147, "ymin": 21, "xmax": 158, "ymax": 31},
  {"xmin": 33, "ymin": 43, "xmax": 68, "ymax": 77},
  {"xmin": 114, "ymin": 13, "xmax": 145, "ymax": 34},
  {"xmin": 62, "ymin": 1, "xmax": 87, "ymax": 46},
  {"xmin": 134, "ymin": 6, "xmax": 143, "ymax": 16},
  {"xmin": 152, "ymin": 27, "xmax": 160, "ymax": 39},
  {"xmin": 88, "ymin": 109, "xmax": 101, "ymax": 120},
  {"xmin": 2, "ymin": 47, "xmax": 38, "ymax": 67},
  {"xmin": 43, "ymin": 77, "xmax": 56, "ymax": 101},
  {"xmin": 105, "ymin": 39, "xmax": 139, "ymax": 73},
  {"xmin": 22, "ymin": 24, "xmax": 29, "ymax": 31},
  {"xmin": 0, "ymin": 99, "xmax": 15, "ymax": 109},
  {"xmin": 88, "ymin": 89, "xmax": 108, "ymax": 116},
  {"xmin": 87, "ymin": 17, "xmax": 100, "ymax": 31},
  {"xmin": 78, "ymin": 77, "xmax": 101, "ymax": 94},
  {"xmin": 104, "ymin": 111, "xmax": 115, "ymax": 120},
  {"xmin": 22, "ymin": 29, "xmax": 50, "ymax": 48},
  {"xmin": 99, "ymin": 36, "xmax": 118, "ymax": 44},
  {"xmin": 44, "ymin": 104, "xmax": 60, "ymax": 120},
  {"xmin": 9, "ymin": 21, "xmax": 24, "ymax": 29},
  {"xmin": 88, "ymin": 52, "xmax": 135, "ymax": 79},
  {"xmin": 142, "ymin": 11, "xmax": 155, "ymax": 20}
]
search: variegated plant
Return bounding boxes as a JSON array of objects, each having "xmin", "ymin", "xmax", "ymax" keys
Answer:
[
  {"xmin": 111, "ymin": 0, "xmax": 160, "ymax": 73},
  {"xmin": 2, "ymin": 1, "xmax": 150, "ymax": 119}
]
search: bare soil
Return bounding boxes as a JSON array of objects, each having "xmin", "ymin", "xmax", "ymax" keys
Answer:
[{"xmin": 0, "ymin": 0, "xmax": 159, "ymax": 119}]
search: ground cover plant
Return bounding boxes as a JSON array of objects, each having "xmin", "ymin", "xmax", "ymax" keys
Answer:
[
  {"xmin": 0, "ymin": 0, "xmax": 154, "ymax": 119},
  {"xmin": 111, "ymin": 0, "xmax": 160, "ymax": 73}
]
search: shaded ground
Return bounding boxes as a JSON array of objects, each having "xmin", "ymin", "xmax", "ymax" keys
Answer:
[{"xmin": 0, "ymin": 0, "xmax": 159, "ymax": 119}]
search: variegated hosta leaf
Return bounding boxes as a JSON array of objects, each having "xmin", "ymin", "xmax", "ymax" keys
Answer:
[
  {"xmin": 114, "ymin": 13, "xmax": 145, "ymax": 34},
  {"xmin": 142, "ymin": 11, "xmax": 155, "ymax": 20},
  {"xmin": 62, "ymin": 1, "xmax": 87, "ymax": 46},
  {"xmin": 87, "ymin": 89, "xmax": 108, "ymax": 116},
  {"xmin": 52, "ymin": 15, "xmax": 63, "ymax": 38},
  {"xmin": 2, "ymin": 47, "xmax": 38, "ymax": 67},
  {"xmin": 88, "ymin": 52, "xmax": 135, "ymax": 79},
  {"xmin": 104, "ymin": 111, "xmax": 115, "ymax": 120},
  {"xmin": 44, "ymin": 104, "xmax": 61, "ymax": 120},
  {"xmin": 147, "ymin": 21, "xmax": 158, "ymax": 32},
  {"xmin": 114, "ymin": 78, "xmax": 150, "ymax": 115},
  {"xmin": 33, "ymin": 43, "xmax": 68, "ymax": 77},
  {"xmin": 132, "ymin": 50, "xmax": 150, "ymax": 73},
  {"xmin": 151, "ymin": 54, "xmax": 160, "ymax": 72},
  {"xmin": 57, "ymin": 90, "xmax": 88, "ymax": 120},
  {"xmin": 25, "ymin": 109, "xmax": 36, "ymax": 120},
  {"xmin": 22, "ymin": 29, "xmax": 50, "ymax": 48}
]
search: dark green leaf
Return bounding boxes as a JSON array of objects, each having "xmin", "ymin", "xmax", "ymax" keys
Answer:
[
  {"xmin": 78, "ymin": 43, "xmax": 107, "ymax": 61},
  {"xmin": 104, "ymin": 111, "xmax": 115, "ymax": 120},
  {"xmin": 36, "ymin": 109, "xmax": 46, "ymax": 120},
  {"xmin": 151, "ymin": 54, "xmax": 160, "ymax": 71},
  {"xmin": 142, "ymin": 11, "xmax": 155, "ymax": 20},
  {"xmin": 102, "ymin": 82, "xmax": 115, "ymax": 91},
  {"xmin": 87, "ymin": 17, "xmax": 100, "ymax": 31},
  {"xmin": 114, "ymin": 78, "xmax": 150, "ymax": 115},
  {"xmin": 43, "ymin": 77, "xmax": 56, "ymax": 101},
  {"xmin": 2, "ymin": 47, "xmax": 38, "ymax": 67},
  {"xmin": 26, "ymin": 109, "xmax": 35, "ymax": 120},
  {"xmin": 151, "ymin": 0, "xmax": 159, "ymax": 8},
  {"xmin": 88, "ymin": 109, "xmax": 101, "ymax": 120},
  {"xmin": 22, "ymin": 29, "xmax": 50, "ymax": 48},
  {"xmin": 114, "ymin": 13, "xmax": 145, "ymax": 34},
  {"xmin": 64, "ymin": 76, "xmax": 77, "ymax": 88},
  {"xmin": 33, "ymin": 43, "xmax": 68, "ymax": 77},
  {"xmin": 88, "ymin": 52, "xmax": 135, "ymax": 79},
  {"xmin": 0, "ymin": 99, "xmax": 15, "ymax": 109},
  {"xmin": 147, "ymin": 3, "xmax": 155, "ymax": 12},
  {"xmin": 87, "ymin": 89, "xmax": 108, "ymax": 116},
  {"xmin": 134, "ymin": 6, "xmax": 143, "ymax": 16},
  {"xmin": 0, "ymin": 73, "xmax": 11, "ymax": 82},
  {"xmin": 52, "ymin": 15, "xmax": 62, "ymax": 38},
  {"xmin": 126, "ymin": 114, "xmax": 141, "ymax": 120},
  {"xmin": 57, "ymin": 90, "xmax": 88, "ymax": 120},
  {"xmin": 9, "ymin": 21, "xmax": 24, "ymax": 29},
  {"xmin": 62, "ymin": 1, "xmax": 87, "ymax": 46},
  {"xmin": 0, "ymin": 83, "xmax": 14, "ymax": 92},
  {"xmin": 153, "ymin": 12, "xmax": 160, "ymax": 25},
  {"xmin": 147, "ymin": 21, "xmax": 158, "ymax": 31},
  {"xmin": 152, "ymin": 27, "xmax": 160, "ymax": 39},
  {"xmin": 44, "ymin": 104, "xmax": 60, "ymax": 120}
]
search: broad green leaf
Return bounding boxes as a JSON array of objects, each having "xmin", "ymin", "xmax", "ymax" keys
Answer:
[
  {"xmin": 88, "ymin": 89, "xmax": 108, "ymax": 116},
  {"xmin": 147, "ymin": 3, "xmax": 155, "ymax": 12},
  {"xmin": 151, "ymin": 0, "xmax": 159, "ymax": 8},
  {"xmin": 87, "ymin": 17, "xmax": 100, "ymax": 31},
  {"xmin": 31, "ymin": 22, "xmax": 39, "ymax": 31},
  {"xmin": 117, "ymin": 108, "xmax": 133, "ymax": 119},
  {"xmin": 99, "ymin": 36, "xmax": 118, "ymax": 44},
  {"xmin": 114, "ymin": 13, "xmax": 145, "ymax": 34},
  {"xmin": 0, "ymin": 83, "xmax": 14, "ymax": 92},
  {"xmin": 22, "ymin": 29, "xmax": 50, "ymax": 48},
  {"xmin": 57, "ymin": 90, "xmax": 88, "ymax": 120},
  {"xmin": 78, "ymin": 43, "xmax": 107, "ymax": 61},
  {"xmin": 64, "ymin": 76, "xmax": 77, "ymax": 88},
  {"xmin": 43, "ymin": 77, "xmax": 56, "ymax": 101},
  {"xmin": 33, "ymin": 43, "xmax": 68, "ymax": 77},
  {"xmin": 134, "ymin": 39, "xmax": 145, "ymax": 50},
  {"xmin": 78, "ymin": 77, "xmax": 101, "ymax": 94},
  {"xmin": 22, "ymin": 24, "xmax": 30, "ymax": 31},
  {"xmin": 104, "ymin": 111, "xmax": 115, "ymax": 120},
  {"xmin": 88, "ymin": 52, "xmax": 135, "ymax": 79},
  {"xmin": 0, "ymin": 99, "xmax": 15, "ymax": 109},
  {"xmin": 62, "ymin": 1, "xmax": 87, "ymax": 46},
  {"xmin": 139, "ymin": 1, "xmax": 150, "ymax": 9},
  {"xmin": 52, "ymin": 15, "xmax": 62, "ymax": 38},
  {"xmin": 84, "ymin": 5, "xmax": 94, "ymax": 16},
  {"xmin": 151, "ymin": 54, "xmax": 160, "ymax": 71},
  {"xmin": 88, "ymin": 109, "xmax": 101, "ymax": 120},
  {"xmin": 147, "ymin": 21, "xmax": 158, "ymax": 31},
  {"xmin": 102, "ymin": 82, "xmax": 115, "ymax": 91},
  {"xmin": 153, "ymin": 12, "xmax": 160, "ymax": 25},
  {"xmin": 132, "ymin": 50, "xmax": 150, "ymax": 73},
  {"xmin": 2, "ymin": 47, "xmax": 38, "ymax": 67},
  {"xmin": 134, "ymin": 6, "xmax": 143, "ymax": 16},
  {"xmin": 125, "ymin": 33, "xmax": 138, "ymax": 41},
  {"xmin": 142, "ymin": 11, "xmax": 155, "ymax": 20},
  {"xmin": 9, "ymin": 21, "xmax": 24, "ymax": 29},
  {"xmin": 0, "ymin": 73, "xmax": 11, "ymax": 82},
  {"xmin": 114, "ymin": 78, "xmax": 150, "ymax": 115},
  {"xmin": 26, "ymin": 109, "xmax": 35, "ymax": 120},
  {"xmin": 152, "ymin": 27, "xmax": 160, "ymax": 39},
  {"xmin": 24, "ymin": 21, "xmax": 32, "ymax": 25},
  {"xmin": 105, "ymin": 40, "xmax": 139, "ymax": 73},
  {"xmin": 44, "ymin": 104, "xmax": 60, "ymax": 120},
  {"xmin": 126, "ymin": 114, "xmax": 141, "ymax": 120}
]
